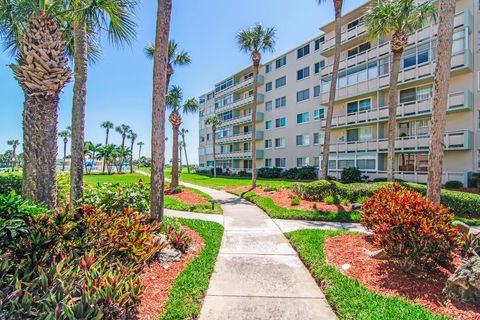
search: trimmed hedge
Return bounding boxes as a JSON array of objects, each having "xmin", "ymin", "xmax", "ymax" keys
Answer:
[{"xmin": 258, "ymin": 167, "xmax": 282, "ymax": 179}]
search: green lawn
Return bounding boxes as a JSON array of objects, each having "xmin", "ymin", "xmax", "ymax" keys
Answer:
[
  {"xmin": 164, "ymin": 187, "xmax": 223, "ymax": 214},
  {"xmin": 286, "ymin": 229, "xmax": 449, "ymax": 320},
  {"xmin": 83, "ymin": 172, "xmax": 149, "ymax": 185},
  {"xmin": 159, "ymin": 218, "xmax": 223, "ymax": 320}
]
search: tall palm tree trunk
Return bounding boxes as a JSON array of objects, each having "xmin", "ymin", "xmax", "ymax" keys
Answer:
[
  {"xmin": 251, "ymin": 58, "xmax": 260, "ymax": 188},
  {"xmin": 130, "ymin": 140, "xmax": 134, "ymax": 173},
  {"xmin": 179, "ymin": 144, "xmax": 182, "ymax": 172},
  {"xmin": 427, "ymin": 0, "xmax": 455, "ymax": 203},
  {"xmin": 321, "ymin": 2, "xmax": 342, "ymax": 179},
  {"xmin": 212, "ymin": 128, "xmax": 217, "ymax": 177},
  {"xmin": 11, "ymin": 147, "xmax": 16, "ymax": 171},
  {"xmin": 150, "ymin": 0, "xmax": 172, "ymax": 220},
  {"xmin": 62, "ymin": 139, "xmax": 67, "ymax": 171},
  {"xmin": 102, "ymin": 130, "xmax": 109, "ymax": 173},
  {"xmin": 70, "ymin": 23, "xmax": 88, "ymax": 208},
  {"xmin": 119, "ymin": 137, "xmax": 126, "ymax": 173},
  {"xmin": 138, "ymin": 145, "xmax": 142, "ymax": 159},
  {"xmin": 171, "ymin": 125, "xmax": 180, "ymax": 188},
  {"xmin": 182, "ymin": 136, "xmax": 190, "ymax": 173}
]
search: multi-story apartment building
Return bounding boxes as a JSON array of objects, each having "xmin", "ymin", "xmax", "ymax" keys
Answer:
[{"xmin": 199, "ymin": 0, "xmax": 476, "ymax": 186}]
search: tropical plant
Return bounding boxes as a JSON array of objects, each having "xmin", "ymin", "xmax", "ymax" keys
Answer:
[
  {"xmin": 127, "ymin": 130, "xmax": 137, "ymax": 173},
  {"xmin": 137, "ymin": 141, "xmax": 144, "ymax": 160},
  {"xmin": 179, "ymin": 139, "xmax": 183, "ymax": 171},
  {"xmin": 84, "ymin": 141, "xmax": 101, "ymax": 174},
  {"xmin": 1, "ymin": 0, "xmax": 71, "ymax": 209},
  {"xmin": 236, "ymin": 23, "xmax": 276, "ymax": 188},
  {"xmin": 6, "ymin": 139, "xmax": 20, "ymax": 171},
  {"xmin": 98, "ymin": 144, "xmax": 120, "ymax": 174},
  {"xmin": 67, "ymin": 0, "xmax": 137, "ymax": 208},
  {"xmin": 204, "ymin": 115, "xmax": 222, "ymax": 178},
  {"xmin": 101, "ymin": 121, "xmax": 114, "ymax": 173},
  {"xmin": 365, "ymin": 0, "xmax": 436, "ymax": 181},
  {"xmin": 149, "ymin": 0, "xmax": 172, "ymax": 221},
  {"xmin": 427, "ymin": 0, "xmax": 455, "ymax": 204},
  {"xmin": 166, "ymin": 86, "xmax": 198, "ymax": 188},
  {"xmin": 115, "ymin": 124, "xmax": 131, "ymax": 173},
  {"xmin": 317, "ymin": 0, "xmax": 343, "ymax": 180},
  {"xmin": 179, "ymin": 128, "xmax": 190, "ymax": 173},
  {"xmin": 58, "ymin": 127, "xmax": 71, "ymax": 171}
]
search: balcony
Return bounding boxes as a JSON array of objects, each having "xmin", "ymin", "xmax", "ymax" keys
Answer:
[
  {"xmin": 329, "ymin": 130, "xmax": 472, "ymax": 153},
  {"xmin": 218, "ymin": 112, "xmax": 264, "ymax": 129},
  {"xmin": 215, "ymin": 75, "xmax": 265, "ymax": 99},
  {"xmin": 321, "ymin": 90, "xmax": 473, "ymax": 129},
  {"xmin": 215, "ymin": 93, "xmax": 265, "ymax": 113},
  {"xmin": 321, "ymin": 22, "xmax": 367, "ymax": 54},
  {"xmin": 216, "ymin": 130, "xmax": 264, "ymax": 144},
  {"xmin": 217, "ymin": 150, "xmax": 252, "ymax": 160}
]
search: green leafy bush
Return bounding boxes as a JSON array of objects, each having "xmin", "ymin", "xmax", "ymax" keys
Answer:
[
  {"xmin": 355, "ymin": 195, "xmax": 370, "ymax": 204},
  {"xmin": 0, "ymin": 174, "xmax": 21, "ymax": 196},
  {"xmin": 324, "ymin": 195, "xmax": 336, "ymax": 205},
  {"xmin": 84, "ymin": 181, "xmax": 149, "ymax": 213},
  {"xmin": 170, "ymin": 186, "xmax": 183, "ymax": 194},
  {"xmin": 296, "ymin": 166, "xmax": 317, "ymax": 180},
  {"xmin": 362, "ymin": 184, "xmax": 461, "ymax": 271},
  {"xmin": 291, "ymin": 180, "xmax": 339, "ymax": 201},
  {"xmin": 258, "ymin": 167, "xmax": 282, "ymax": 179},
  {"xmin": 281, "ymin": 168, "xmax": 299, "ymax": 179},
  {"xmin": 340, "ymin": 198, "xmax": 350, "ymax": 206},
  {"xmin": 341, "ymin": 167, "xmax": 362, "ymax": 183},
  {"xmin": 166, "ymin": 219, "xmax": 193, "ymax": 253},
  {"xmin": 336, "ymin": 182, "xmax": 390, "ymax": 202},
  {"xmin": 444, "ymin": 180, "xmax": 464, "ymax": 189},
  {"xmin": 290, "ymin": 197, "xmax": 301, "ymax": 206}
]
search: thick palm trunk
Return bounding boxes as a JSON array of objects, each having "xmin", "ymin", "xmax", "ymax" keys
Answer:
[
  {"xmin": 427, "ymin": 0, "xmax": 455, "ymax": 203},
  {"xmin": 251, "ymin": 62, "xmax": 260, "ymax": 188},
  {"xmin": 171, "ymin": 126, "xmax": 180, "ymax": 188},
  {"xmin": 70, "ymin": 23, "xmax": 88, "ymax": 208},
  {"xmin": 11, "ymin": 12, "xmax": 71, "ymax": 210},
  {"xmin": 150, "ymin": 0, "xmax": 172, "ymax": 220},
  {"xmin": 321, "ymin": 3, "xmax": 342, "ymax": 179},
  {"xmin": 102, "ymin": 130, "xmax": 109, "ymax": 173},
  {"xmin": 386, "ymin": 50, "xmax": 403, "ymax": 181},
  {"xmin": 212, "ymin": 129, "xmax": 217, "ymax": 177},
  {"xmin": 182, "ymin": 136, "xmax": 190, "ymax": 173}
]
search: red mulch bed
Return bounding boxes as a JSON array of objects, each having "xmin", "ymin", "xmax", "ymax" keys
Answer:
[
  {"xmin": 135, "ymin": 226, "xmax": 205, "ymax": 320},
  {"xmin": 325, "ymin": 234, "xmax": 480, "ymax": 320},
  {"xmin": 227, "ymin": 186, "xmax": 352, "ymax": 212},
  {"xmin": 164, "ymin": 187, "xmax": 209, "ymax": 205}
]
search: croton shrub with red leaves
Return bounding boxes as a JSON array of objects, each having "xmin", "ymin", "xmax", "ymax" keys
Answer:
[{"xmin": 362, "ymin": 183, "xmax": 462, "ymax": 271}]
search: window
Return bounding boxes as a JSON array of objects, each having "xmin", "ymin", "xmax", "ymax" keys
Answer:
[
  {"xmin": 275, "ymin": 56, "xmax": 286, "ymax": 69},
  {"xmin": 314, "ymin": 157, "xmax": 320, "ymax": 167},
  {"xmin": 314, "ymin": 109, "xmax": 324, "ymax": 120},
  {"xmin": 297, "ymin": 67, "xmax": 310, "ymax": 80},
  {"xmin": 347, "ymin": 42, "xmax": 371, "ymax": 57},
  {"xmin": 275, "ymin": 117, "xmax": 286, "ymax": 128},
  {"xmin": 207, "ymin": 161, "xmax": 214, "ymax": 167},
  {"xmin": 314, "ymin": 85, "xmax": 321, "ymax": 97},
  {"xmin": 215, "ymin": 93, "xmax": 234, "ymax": 109},
  {"xmin": 275, "ymin": 137, "xmax": 286, "ymax": 148},
  {"xmin": 347, "ymin": 127, "xmax": 372, "ymax": 142},
  {"xmin": 264, "ymin": 139, "xmax": 273, "ymax": 148},
  {"xmin": 265, "ymin": 82, "xmax": 272, "ymax": 92},
  {"xmin": 275, "ymin": 158, "xmax": 286, "ymax": 168},
  {"xmin": 275, "ymin": 76, "xmax": 286, "ymax": 88},
  {"xmin": 297, "ymin": 44, "xmax": 310, "ymax": 59},
  {"xmin": 199, "ymin": 98, "xmax": 205, "ymax": 105},
  {"xmin": 265, "ymin": 120, "xmax": 272, "ymax": 130},
  {"xmin": 207, "ymin": 92, "xmax": 214, "ymax": 100},
  {"xmin": 357, "ymin": 159, "xmax": 376, "ymax": 170},
  {"xmin": 265, "ymin": 101, "xmax": 273, "ymax": 111},
  {"xmin": 347, "ymin": 18, "xmax": 359, "ymax": 30},
  {"xmin": 265, "ymin": 63, "xmax": 272, "ymax": 73},
  {"xmin": 296, "ymin": 134, "xmax": 310, "ymax": 146},
  {"xmin": 347, "ymin": 98, "xmax": 371, "ymax": 114},
  {"xmin": 403, "ymin": 43, "xmax": 431, "ymax": 68},
  {"xmin": 243, "ymin": 125, "xmax": 252, "ymax": 133},
  {"xmin": 296, "ymin": 89, "xmax": 310, "ymax": 102},
  {"xmin": 243, "ymin": 142, "xmax": 251, "ymax": 151},
  {"xmin": 275, "ymin": 96, "xmax": 286, "ymax": 108},
  {"xmin": 315, "ymin": 36, "xmax": 325, "ymax": 50},
  {"xmin": 313, "ymin": 132, "xmax": 324, "ymax": 144},
  {"xmin": 297, "ymin": 157, "xmax": 310, "ymax": 167},
  {"xmin": 314, "ymin": 60, "xmax": 325, "ymax": 74},
  {"xmin": 399, "ymin": 86, "xmax": 432, "ymax": 104},
  {"xmin": 452, "ymin": 30, "xmax": 465, "ymax": 54},
  {"xmin": 296, "ymin": 112, "xmax": 310, "ymax": 124},
  {"xmin": 265, "ymin": 158, "xmax": 272, "ymax": 167},
  {"xmin": 200, "ymin": 136, "xmax": 205, "ymax": 142},
  {"xmin": 215, "ymin": 77, "xmax": 234, "ymax": 93},
  {"xmin": 206, "ymin": 133, "xmax": 210, "ymax": 141},
  {"xmin": 338, "ymin": 160, "xmax": 355, "ymax": 169}
]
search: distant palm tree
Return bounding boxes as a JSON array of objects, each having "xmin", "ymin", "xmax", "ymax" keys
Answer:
[
  {"xmin": 1, "ymin": 0, "xmax": 71, "ymax": 209},
  {"xmin": 179, "ymin": 140, "xmax": 183, "ymax": 172},
  {"xmin": 115, "ymin": 124, "xmax": 131, "ymax": 173},
  {"xmin": 127, "ymin": 130, "xmax": 138, "ymax": 173},
  {"xmin": 204, "ymin": 115, "xmax": 222, "ymax": 178},
  {"xmin": 427, "ymin": 0, "xmax": 455, "ymax": 203},
  {"xmin": 101, "ymin": 121, "xmax": 114, "ymax": 173},
  {"xmin": 237, "ymin": 24, "xmax": 276, "ymax": 188},
  {"xmin": 7, "ymin": 139, "xmax": 20, "ymax": 171},
  {"xmin": 150, "ymin": 0, "xmax": 172, "ymax": 221},
  {"xmin": 137, "ymin": 141, "xmax": 144, "ymax": 160},
  {"xmin": 179, "ymin": 128, "xmax": 191, "ymax": 173},
  {"xmin": 98, "ymin": 144, "xmax": 118, "ymax": 174},
  {"xmin": 67, "ymin": 0, "xmax": 137, "ymax": 207},
  {"xmin": 58, "ymin": 128, "xmax": 71, "ymax": 172},
  {"xmin": 365, "ymin": 0, "xmax": 436, "ymax": 181},
  {"xmin": 167, "ymin": 86, "xmax": 198, "ymax": 187}
]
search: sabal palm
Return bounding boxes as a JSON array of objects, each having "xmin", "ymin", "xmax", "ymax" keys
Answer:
[
  {"xmin": 115, "ymin": 124, "xmax": 130, "ymax": 173},
  {"xmin": 127, "ymin": 130, "xmax": 137, "ymax": 173},
  {"xmin": 7, "ymin": 139, "xmax": 20, "ymax": 171},
  {"xmin": 58, "ymin": 128, "xmax": 71, "ymax": 171},
  {"xmin": 0, "ymin": 0, "xmax": 71, "ymax": 209},
  {"xmin": 98, "ymin": 143, "xmax": 117, "ymax": 174},
  {"xmin": 365, "ymin": 0, "xmax": 436, "ymax": 181},
  {"xmin": 204, "ymin": 115, "xmax": 222, "ymax": 178},
  {"xmin": 317, "ymin": 0, "xmax": 343, "ymax": 180},
  {"xmin": 100, "ymin": 121, "xmax": 114, "ymax": 172},
  {"xmin": 179, "ymin": 128, "xmax": 190, "ymax": 173},
  {"xmin": 67, "ymin": 0, "xmax": 137, "ymax": 207},
  {"xmin": 167, "ymin": 86, "xmax": 198, "ymax": 188},
  {"xmin": 236, "ymin": 23, "xmax": 276, "ymax": 188},
  {"xmin": 137, "ymin": 141, "xmax": 144, "ymax": 159}
]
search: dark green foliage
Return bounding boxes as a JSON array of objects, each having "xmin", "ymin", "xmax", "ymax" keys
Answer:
[
  {"xmin": 0, "ymin": 174, "xmax": 21, "ymax": 195},
  {"xmin": 83, "ymin": 181, "xmax": 149, "ymax": 213},
  {"xmin": 444, "ymin": 180, "xmax": 464, "ymax": 189},
  {"xmin": 170, "ymin": 186, "xmax": 183, "ymax": 194},
  {"xmin": 341, "ymin": 167, "xmax": 362, "ymax": 183},
  {"xmin": 210, "ymin": 167, "xmax": 222, "ymax": 176},
  {"xmin": 281, "ymin": 167, "xmax": 298, "ymax": 179},
  {"xmin": 290, "ymin": 197, "xmax": 301, "ymax": 206},
  {"xmin": 296, "ymin": 166, "xmax": 317, "ymax": 180},
  {"xmin": 291, "ymin": 180, "xmax": 339, "ymax": 201},
  {"xmin": 257, "ymin": 167, "xmax": 282, "ymax": 179}
]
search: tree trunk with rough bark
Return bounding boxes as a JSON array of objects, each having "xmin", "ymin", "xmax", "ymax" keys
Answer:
[
  {"xmin": 170, "ymin": 122, "xmax": 180, "ymax": 188},
  {"xmin": 119, "ymin": 135, "xmax": 126, "ymax": 173},
  {"xmin": 130, "ymin": 140, "xmax": 134, "ymax": 173},
  {"xmin": 321, "ymin": 3, "xmax": 342, "ymax": 179},
  {"xmin": 62, "ymin": 138, "xmax": 67, "ymax": 171},
  {"xmin": 251, "ymin": 58, "xmax": 260, "ymax": 188},
  {"xmin": 150, "ymin": 0, "xmax": 172, "ymax": 221},
  {"xmin": 70, "ymin": 23, "xmax": 88, "ymax": 208},
  {"xmin": 182, "ymin": 135, "xmax": 190, "ymax": 173},
  {"xmin": 427, "ymin": 0, "xmax": 455, "ymax": 203},
  {"xmin": 212, "ymin": 127, "xmax": 217, "ymax": 177},
  {"xmin": 102, "ymin": 129, "xmax": 109, "ymax": 173}
]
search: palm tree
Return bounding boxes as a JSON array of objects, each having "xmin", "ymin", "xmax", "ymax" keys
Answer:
[
  {"xmin": 179, "ymin": 128, "xmax": 190, "ymax": 173},
  {"xmin": 204, "ymin": 115, "xmax": 222, "ymax": 178},
  {"xmin": 58, "ymin": 128, "xmax": 71, "ymax": 171},
  {"xmin": 115, "ymin": 124, "xmax": 131, "ymax": 173},
  {"xmin": 317, "ymin": 0, "xmax": 343, "ymax": 180},
  {"xmin": 127, "ymin": 130, "xmax": 138, "ymax": 173},
  {"xmin": 98, "ymin": 144, "xmax": 118, "ymax": 174},
  {"xmin": 365, "ymin": 0, "xmax": 436, "ymax": 181},
  {"xmin": 1, "ymin": 0, "xmax": 71, "ymax": 209},
  {"xmin": 145, "ymin": 39, "xmax": 191, "ymax": 89},
  {"xmin": 150, "ymin": 0, "xmax": 172, "ymax": 221},
  {"xmin": 427, "ymin": 0, "xmax": 455, "ymax": 203},
  {"xmin": 167, "ymin": 86, "xmax": 198, "ymax": 188},
  {"xmin": 179, "ymin": 140, "xmax": 183, "ymax": 172},
  {"xmin": 6, "ymin": 139, "xmax": 20, "ymax": 171},
  {"xmin": 67, "ymin": 0, "xmax": 137, "ymax": 207},
  {"xmin": 137, "ymin": 141, "xmax": 144, "ymax": 159},
  {"xmin": 236, "ymin": 24, "xmax": 276, "ymax": 188},
  {"xmin": 101, "ymin": 121, "xmax": 114, "ymax": 173}
]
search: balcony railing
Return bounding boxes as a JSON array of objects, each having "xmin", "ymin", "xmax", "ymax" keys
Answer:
[
  {"xmin": 321, "ymin": 90, "xmax": 472, "ymax": 128},
  {"xmin": 215, "ymin": 93, "xmax": 265, "ymax": 113},
  {"xmin": 329, "ymin": 130, "xmax": 471, "ymax": 153},
  {"xmin": 215, "ymin": 75, "xmax": 265, "ymax": 99},
  {"xmin": 216, "ymin": 130, "xmax": 264, "ymax": 144},
  {"xmin": 216, "ymin": 149, "xmax": 264, "ymax": 160},
  {"xmin": 218, "ymin": 112, "xmax": 264, "ymax": 129},
  {"xmin": 321, "ymin": 22, "xmax": 367, "ymax": 53}
]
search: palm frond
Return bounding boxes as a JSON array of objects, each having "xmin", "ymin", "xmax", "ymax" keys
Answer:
[
  {"xmin": 182, "ymin": 98, "xmax": 198, "ymax": 114},
  {"xmin": 236, "ymin": 23, "xmax": 276, "ymax": 60}
]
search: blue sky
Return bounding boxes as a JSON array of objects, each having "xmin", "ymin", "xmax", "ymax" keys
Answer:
[{"xmin": 0, "ymin": 0, "xmax": 365, "ymax": 164}]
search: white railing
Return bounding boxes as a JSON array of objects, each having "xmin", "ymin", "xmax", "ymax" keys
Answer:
[
  {"xmin": 215, "ymin": 77, "xmax": 254, "ymax": 99},
  {"xmin": 218, "ymin": 114, "xmax": 252, "ymax": 129},
  {"xmin": 216, "ymin": 132, "xmax": 252, "ymax": 144},
  {"xmin": 215, "ymin": 95, "xmax": 254, "ymax": 113},
  {"xmin": 329, "ymin": 170, "xmax": 466, "ymax": 185},
  {"xmin": 217, "ymin": 150, "xmax": 252, "ymax": 159}
]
